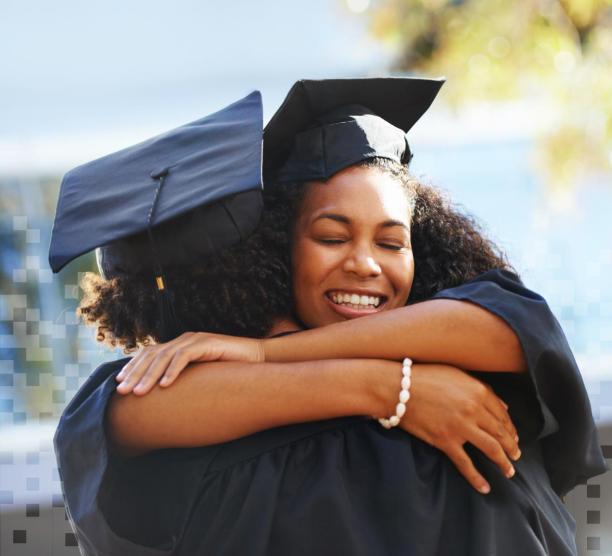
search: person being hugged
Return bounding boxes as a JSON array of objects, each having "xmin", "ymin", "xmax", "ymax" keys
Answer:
[{"xmin": 53, "ymin": 79, "xmax": 607, "ymax": 556}]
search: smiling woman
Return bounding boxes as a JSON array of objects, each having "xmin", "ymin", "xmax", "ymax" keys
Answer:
[
  {"xmin": 292, "ymin": 164, "xmax": 415, "ymax": 326},
  {"xmin": 53, "ymin": 78, "xmax": 607, "ymax": 556}
]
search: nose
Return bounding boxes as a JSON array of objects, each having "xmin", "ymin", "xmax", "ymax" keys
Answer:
[{"xmin": 343, "ymin": 243, "xmax": 382, "ymax": 278}]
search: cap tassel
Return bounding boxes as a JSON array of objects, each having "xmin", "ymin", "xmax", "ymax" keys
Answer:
[
  {"xmin": 146, "ymin": 170, "xmax": 185, "ymax": 342},
  {"xmin": 154, "ymin": 275, "xmax": 185, "ymax": 343}
]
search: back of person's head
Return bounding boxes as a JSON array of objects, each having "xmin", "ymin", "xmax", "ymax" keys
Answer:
[
  {"xmin": 79, "ymin": 170, "xmax": 517, "ymax": 352},
  {"xmin": 78, "ymin": 203, "xmax": 293, "ymax": 351}
]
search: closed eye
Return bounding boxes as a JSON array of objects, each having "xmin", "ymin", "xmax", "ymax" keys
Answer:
[
  {"xmin": 378, "ymin": 243, "xmax": 404, "ymax": 251},
  {"xmin": 318, "ymin": 239, "xmax": 406, "ymax": 251}
]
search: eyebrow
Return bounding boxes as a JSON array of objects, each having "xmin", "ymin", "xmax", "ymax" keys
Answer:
[{"xmin": 312, "ymin": 213, "xmax": 410, "ymax": 232}]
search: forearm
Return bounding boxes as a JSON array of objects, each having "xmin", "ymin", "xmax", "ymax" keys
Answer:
[
  {"xmin": 264, "ymin": 299, "xmax": 526, "ymax": 372},
  {"xmin": 107, "ymin": 358, "xmax": 399, "ymax": 456}
]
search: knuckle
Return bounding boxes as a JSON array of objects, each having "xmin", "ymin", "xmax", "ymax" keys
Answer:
[
  {"xmin": 434, "ymin": 438, "xmax": 448, "ymax": 451},
  {"xmin": 434, "ymin": 424, "xmax": 452, "ymax": 442},
  {"xmin": 154, "ymin": 348, "xmax": 176, "ymax": 364},
  {"xmin": 461, "ymin": 400, "xmax": 478, "ymax": 417},
  {"xmin": 475, "ymin": 382, "xmax": 489, "ymax": 398},
  {"xmin": 457, "ymin": 453, "xmax": 472, "ymax": 468},
  {"xmin": 481, "ymin": 436, "xmax": 500, "ymax": 455},
  {"xmin": 173, "ymin": 347, "xmax": 189, "ymax": 359}
]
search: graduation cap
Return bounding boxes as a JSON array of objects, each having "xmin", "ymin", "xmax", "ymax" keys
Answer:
[
  {"xmin": 49, "ymin": 90, "xmax": 264, "ymax": 341},
  {"xmin": 263, "ymin": 77, "xmax": 445, "ymax": 184}
]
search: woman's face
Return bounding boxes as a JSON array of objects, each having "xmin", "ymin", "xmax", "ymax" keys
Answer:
[{"xmin": 292, "ymin": 165, "xmax": 414, "ymax": 328}]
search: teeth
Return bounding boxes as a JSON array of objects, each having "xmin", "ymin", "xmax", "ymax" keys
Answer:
[{"xmin": 329, "ymin": 292, "xmax": 382, "ymax": 308}]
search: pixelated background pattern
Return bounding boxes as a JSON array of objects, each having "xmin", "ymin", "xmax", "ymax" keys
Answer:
[{"xmin": 1, "ymin": 203, "xmax": 611, "ymax": 554}]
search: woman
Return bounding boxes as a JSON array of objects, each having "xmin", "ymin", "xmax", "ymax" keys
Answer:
[{"xmin": 55, "ymin": 80, "xmax": 607, "ymax": 556}]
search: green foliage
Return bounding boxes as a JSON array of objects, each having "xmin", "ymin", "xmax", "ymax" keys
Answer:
[{"xmin": 364, "ymin": 0, "xmax": 612, "ymax": 188}]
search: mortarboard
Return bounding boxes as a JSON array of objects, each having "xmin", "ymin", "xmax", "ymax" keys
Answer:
[
  {"xmin": 263, "ymin": 77, "xmax": 445, "ymax": 184},
  {"xmin": 49, "ymin": 90, "xmax": 264, "ymax": 341}
]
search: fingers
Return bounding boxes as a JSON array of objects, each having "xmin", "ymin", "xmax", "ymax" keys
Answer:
[
  {"xmin": 444, "ymin": 443, "xmax": 491, "ymax": 495},
  {"xmin": 466, "ymin": 427, "xmax": 516, "ymax": 482},
  {"xmin": 116, "ymin": 348, "xmax": 176, "ymax": 395},
  {"xmin": 115, "ymin": 354, "xmax": 139, "ymax": 381},
  {"xmin": 133, "ymin": 353, "xmax": 175, "ymax": 394},
  {"xmin": 116, "ymin": 333, "xmax": 200, "ymax": 395},
  {"xmin": 159, "ymin": 350, "xmax": 192, "ymax": 387},
  {"xmin": 115, "ymin": 349, "xmax": 159, "ymax": 394},
  {"xmin": 480, "ymin": 406, "xmax": 521, "ymax": 463},
  {"xmin": 482, "ymin": 390, "xmax": 519, "ymax": 443}
]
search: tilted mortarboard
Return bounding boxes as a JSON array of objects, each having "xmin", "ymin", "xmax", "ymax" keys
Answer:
[
  {"xmin": 263, "ymin": 77, "xmax": 445, "ymax": 185},
  {"xmin": 49, "ymin": 90, "xmax": 264, "ymax": 341}
]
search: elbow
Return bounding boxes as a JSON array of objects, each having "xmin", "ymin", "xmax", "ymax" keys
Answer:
[
  {"xmin": 507, "ymin": 333, "xmax": 528, "ymax": 373},
  {"xmin": 482, "ymin": 306, "xmax": 528, "ymax": 373}
]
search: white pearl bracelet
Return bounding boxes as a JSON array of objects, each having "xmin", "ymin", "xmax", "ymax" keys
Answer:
[{"xmin": 378, "ymin": 357, "xmax": 412, "ymax": 429}]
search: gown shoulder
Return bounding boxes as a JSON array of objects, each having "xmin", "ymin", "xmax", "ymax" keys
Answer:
[
  {"xmin": 54, "ymin": 357, "xmax": 222, "ymax": 555},
  {"xmin": 431, "ymin": 268, "xmax": 609, "ymax": 497}
]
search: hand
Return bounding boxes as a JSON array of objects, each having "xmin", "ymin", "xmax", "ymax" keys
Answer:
[
  {"xmin": 115, "ymin": 332, "xmax": 265, "ymax": 395},
  {"xmin": 396, "ymin": 363, "xmax": 521, "ymax": 495}
]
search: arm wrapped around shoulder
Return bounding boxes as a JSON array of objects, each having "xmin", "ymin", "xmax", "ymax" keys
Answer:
[{"xmin": 432, "ymin": 268, "xmax": 609, "ymax": 497}]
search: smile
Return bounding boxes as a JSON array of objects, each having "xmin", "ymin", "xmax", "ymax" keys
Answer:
[{"xmin": 325, "ymin": 290, "xmax": 388, "ymax": 317}]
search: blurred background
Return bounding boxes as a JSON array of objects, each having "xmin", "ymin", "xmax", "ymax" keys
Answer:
[{"xmin": 1, "ymin": 0, "xmax": 610, "ymax": 554}]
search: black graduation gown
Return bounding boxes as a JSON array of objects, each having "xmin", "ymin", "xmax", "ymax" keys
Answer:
[{"xmin": 53, "ymin": 269, "xmax": 609, "ymax": 555}]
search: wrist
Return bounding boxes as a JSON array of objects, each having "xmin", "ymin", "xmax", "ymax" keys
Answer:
[
  {"xmin": 254, "ymin": 339, "xmax": 266, "ymax": 363},
  {"xmin": 370, "ymin": 360, "xmax": 406, "ymax": 420},
  {"xmin": 377, "ymin": 358, "xmax": 412, "ymax": 429}
]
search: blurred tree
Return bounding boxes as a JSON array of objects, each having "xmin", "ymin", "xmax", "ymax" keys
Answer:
[{"xmin": 359, "ymin": 0, "xmax": 612, "ymax": 189}]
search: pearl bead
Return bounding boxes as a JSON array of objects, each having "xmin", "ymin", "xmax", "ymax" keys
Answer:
[
  {"xmin": 379, "ymin": 418, "xmax": 392, "ymax": 429},
  {"xmin": 377, "ymin": 357, "xmax": 413, "ymax": 430}
]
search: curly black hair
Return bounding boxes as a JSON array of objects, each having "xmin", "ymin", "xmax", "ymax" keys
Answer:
[{"xmin": 78, "ymin": 158, "xmax": 517, "ymax": 351}]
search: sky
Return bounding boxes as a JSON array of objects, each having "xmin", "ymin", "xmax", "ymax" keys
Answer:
[
  {"xmin": 0, "ymin": 0, "xmax": 556, "ymax": 174},
  {"xmin": 1, "ymin": 0, "xmax": 394, "ymax": 172}
]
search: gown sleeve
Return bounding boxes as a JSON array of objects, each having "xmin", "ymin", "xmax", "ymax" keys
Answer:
[
  {"xmin": 53, "ymin": 358, "xmax": 221, "ymax": 555},
  {"xmin": 431, "ymin": 268, "xmax": 609, "ymax": 498}
]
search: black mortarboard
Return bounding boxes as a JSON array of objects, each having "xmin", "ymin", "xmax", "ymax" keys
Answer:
[
  {"xmin": 263, "ymin": 77, "xmax": 445, "ymax": 184},
  {"xmin": 49, "ymin": 90, "xmax": 264, "ymax": 341}
]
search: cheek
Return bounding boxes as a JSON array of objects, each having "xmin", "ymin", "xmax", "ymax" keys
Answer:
[
  {"xmin": 291, "ymin": 239, "xmax": 319, "ymax": 292},
  {"xmin": 388, "ymin": 255, "xmax": 415, "ymax": 300},
  {"xmin": 292, "ymin": 239, "xmax": 339, "ymax": 303}
]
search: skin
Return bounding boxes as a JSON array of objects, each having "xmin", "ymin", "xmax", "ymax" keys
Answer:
[
  {"xmin": 291, "ymin": 166, "xmax": 414, "ymax": 328},
  {"xmin": 109, "ymin": 165, "xmax": 525, "ymax": 494}
]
